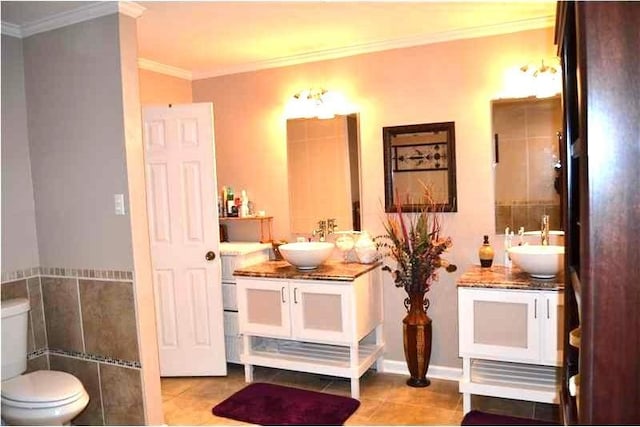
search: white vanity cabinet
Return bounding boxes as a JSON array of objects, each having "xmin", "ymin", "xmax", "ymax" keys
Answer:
[
  {"xmin": 234, "ymin": 262, "xmax": 384, "ymax": 399},
  {"xmin": 458, "ymin": 288, "xmax": 563, "ymax": 365},
  {"xmin": 457, "ymin": 266, "xmax": 564, "ymax": 414},
  {"xmin": 237, "ymin": 279, "xmax": 354, "ymax": 344},
  {"xmin": 219, "ymin": 242, "xmax": 271, "ymax": 363}
]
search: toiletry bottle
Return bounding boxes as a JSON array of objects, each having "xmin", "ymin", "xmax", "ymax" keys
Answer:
[
  {"xmin": 226, "ymin": 187, "xmax": 236, "ymax": 217},
  {"xmin": 233, "ymin": 196, "xmax": 240, "ymax": 217},
  {"xmin": 240, "ymin": 190, "xmax": 249, "ymax": 218},
  {"xmin": 479, "ymin": 235, "xmax": 494, "ymax": 268},
  {"xmin": 503, "ymin": 228, "xmax": 512, "ymax": 268},
  {"xmin": 221, "ymin": 187, "xmax": 227, "ymax": 218}
]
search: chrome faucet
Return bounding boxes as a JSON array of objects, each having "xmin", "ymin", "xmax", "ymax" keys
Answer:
[
  {"xmin": 312, "ymin": 218, "xmax": 337, "ymax": 241},
  {"xmin": 326, "ymin": 218, "xmax": 337, "ymax": 235},
  {"xmin": 313, "ymin": 220, "xmax": 328, "ymax": 241},
  {"xmin": 541, "ymin": 214, "xmax": 550, "ymax": 246}
]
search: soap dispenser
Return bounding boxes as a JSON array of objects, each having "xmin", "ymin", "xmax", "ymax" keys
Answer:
[{"xmin": 478, "ymin": 235, "xmax": 494, "ymax": 268}]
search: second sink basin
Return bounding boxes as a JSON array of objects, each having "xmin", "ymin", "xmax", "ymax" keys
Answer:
[
  {"xmin": 279, "ymin": 241, "xmax": 335, "ymax": 270},
  {"xmin": 508, "ymin": 245, "xmax": 565, "ymax": 279}
]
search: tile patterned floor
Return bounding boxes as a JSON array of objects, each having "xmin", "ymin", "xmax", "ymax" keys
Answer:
[{"xmin": 161, "ymin": 364, "xmax": 559, "ymax": 425}]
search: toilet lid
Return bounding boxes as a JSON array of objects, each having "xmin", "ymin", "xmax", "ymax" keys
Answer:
[{"xmin": 1, "ymin": 370, "xmax": 84, "ymax": 404}]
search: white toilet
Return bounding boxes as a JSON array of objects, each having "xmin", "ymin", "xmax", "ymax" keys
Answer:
[{"xmin": 1, "ymin": 298, "xmax": 89, "ymax": 425}]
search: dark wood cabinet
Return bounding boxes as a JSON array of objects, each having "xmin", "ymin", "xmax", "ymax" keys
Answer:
[{"xmin": 555, "ymin": 2, "xmax": 640, "ymax": 424}]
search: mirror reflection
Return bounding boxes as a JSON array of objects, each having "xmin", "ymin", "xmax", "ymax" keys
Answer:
[
  {"xmin": 286, "ymin": 114, "xmax": 360, "ymax": 239},
  {"xmin": 492, "ymin": 96, "xmax": 562, "ymax": 233}
]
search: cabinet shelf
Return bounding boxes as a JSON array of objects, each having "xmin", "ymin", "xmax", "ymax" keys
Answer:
[
  {"xmin": 461, "ymin": 359, "xmax": 560, "ymax": 403},
  {"xmin": 246, "ymin": 338, "xmax": 384, "ymax": 377},
  {"xmin": 219, "ymin": 216, "xmax": 273, "ymax": 243}
]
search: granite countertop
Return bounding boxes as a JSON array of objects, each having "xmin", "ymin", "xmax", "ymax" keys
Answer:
[
  {"xmin": 457, "ymin": 265, "xmax": 564, "ymax": 291},
  {"xmin": 233, "ymin": 260, "xmax": 381, "ymax": 282},
  {"xmin": 219, "ymin": 242, "xmax": 272, "ymax": 256}
]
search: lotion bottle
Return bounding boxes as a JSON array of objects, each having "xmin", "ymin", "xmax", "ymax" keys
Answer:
[
  {"xmin": 240, "ymin": 190, "xmax": 249, "ymax": 218},
  {"xmin": 479, "ymin": 235, "xmax": 495, "ymax": 268}
]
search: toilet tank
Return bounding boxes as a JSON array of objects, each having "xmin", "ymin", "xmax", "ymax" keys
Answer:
[{"xmin": 1, "ymin": 298, "xmax": 30, "ymax": 381}]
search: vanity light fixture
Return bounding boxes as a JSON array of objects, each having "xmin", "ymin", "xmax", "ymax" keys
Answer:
[
  {"xmin": 520, "ymin": 59, "xmax": 561, "ymax": 98},
  {"xmin": 284, "ymin": 88, "xmax": 352, "ymax": 119}
]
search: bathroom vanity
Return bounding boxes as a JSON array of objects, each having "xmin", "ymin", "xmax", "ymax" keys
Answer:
[
  {"xmin": 220, "ymin": 242, "xmax": 271, "ymax": 363},
  {"xmin": 457, "ymin": 265, "xmax": 564, "ymax": 413},
  {"xmin": 234, "ymin": 260, "xmax": 384, "ymax": 399}
]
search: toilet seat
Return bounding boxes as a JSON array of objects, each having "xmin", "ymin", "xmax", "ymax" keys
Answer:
[{"xmin": 1, "ymin": 370, "xmax": 85, "ymax": 408}]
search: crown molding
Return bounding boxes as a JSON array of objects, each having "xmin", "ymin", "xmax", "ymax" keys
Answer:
[
  {"xmin": 117, "ymin": 2, "xmax": 146, "ymax": 19},
  {"xmin": 192, "ymin": 15, "xmax": 555, "ymax": 80},
  {"xmin": 4, "ymin": 1, "xmax": 145, "ymax": 39},
  {"xmin": 138, "ymin": 58, "xmax": 193, "ymax": 81},
  {"xmin": 1, "ymin": 21, "xmax": 22, "ymax": 38}
]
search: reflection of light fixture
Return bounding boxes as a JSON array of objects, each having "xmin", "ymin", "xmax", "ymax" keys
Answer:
[
  {"xmin": 520, "ymin": 59, "xmax": 561, "ymax": 98},
  {"xmin": 284, "ymin": 88, "xmax": 353, "ymax": 119}
]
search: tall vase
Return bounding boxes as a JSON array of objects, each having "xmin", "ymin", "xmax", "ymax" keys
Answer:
[{"xmin": 402, "ymin": 291, "xmax": 432, "ymax": 387}]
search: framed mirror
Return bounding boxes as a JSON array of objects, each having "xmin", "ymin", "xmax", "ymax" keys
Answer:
[
  {"xmin": 287, "ymin": 114, "xmax": 361, "ymax": 238},
  {"xmin": 492, "ymin": 96, "xmax": 562, "ymax": 234},
  {"xmin": 383, "ymin": 121, "xmax": 457, "ymax": 212}
]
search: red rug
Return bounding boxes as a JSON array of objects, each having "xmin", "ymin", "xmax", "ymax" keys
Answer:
[
  {"xmin": 461, "ymin": 410, "xmax": 559, "ymax": 425},
  {"xmin": 212, "ymin": 382, "xmax": 360, "ymax": 425}
]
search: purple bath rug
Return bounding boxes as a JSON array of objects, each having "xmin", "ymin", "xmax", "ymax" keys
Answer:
[
  {"xmin": 212, "ymin": 382, "xmax": 360, "ymax": 425},
  {"xmin": 461, "ymin": 410, "xmax": 559, "ymax": 425}
]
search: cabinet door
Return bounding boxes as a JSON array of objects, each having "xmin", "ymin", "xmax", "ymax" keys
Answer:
[
  {"xmin": 459, "ymin": 288, "xmax": 541, "ymax": 363},
  {"xmin": 541, "ymin": 291, "xmax": 564, "ymax": 366},
  {"xmin": 290, "ymin": 281, "xmax": 352, "ymax": 344},
  {"xmin": 236, "ymin": 278, "xmax": 291, "ymax": 338}
]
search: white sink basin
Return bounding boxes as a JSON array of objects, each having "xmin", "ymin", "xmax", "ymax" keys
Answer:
[
  {"xmin": 508, "ymin": 245, "xmax": 565, "ymax": 279},
  {"xmin": 278, "ymin": 241, "xmax": 335, "ymax": 270}
]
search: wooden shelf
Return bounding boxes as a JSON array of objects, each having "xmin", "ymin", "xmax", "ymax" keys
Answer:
[
  {"xmin": 219, "ymin": 216, "xmax": 273, "ymax": 221},
  {"xmin": 219, "ymin": 216, "xmax": 273, "ymax": 243}
]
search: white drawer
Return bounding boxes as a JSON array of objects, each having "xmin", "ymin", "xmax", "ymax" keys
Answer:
[
  {"xmin": 225, "ymin": 335, "xmax": 243, "ymax": 364},
  {"xmin": 221, "ymin": 256, "xmax": 237, "ymax": 283},
  {"xmin": 223, "ymin": 310, "xmax": 240, "ymax": 336},
  {"xmin": 223, "ymin": 311, "xmax": 243, "ymax": 364},
  {"xmin": 221, "ymin": 248, "xmax": 270, "ymax": 283},
  {"xmin": 222, "ymin": 283, "xmax": 237, "ymax": 311}
]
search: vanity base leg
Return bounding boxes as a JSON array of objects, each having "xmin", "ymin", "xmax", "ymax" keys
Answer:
[
  {"xmin": 350, "ymin": 377, "xmax": 360, "ymax": 400},
  {"xmin": 463, "ymin": 392, "xmax": 471, "ymax": 414},
  {"xmin": 375, "ymin": 324, "xmax": 385, "ymax": 372},
  {"xmin": 461, "ymin": 357, "xmax": 472, "ymax": 414},
  {"xmin": 244, "ymin": 364, "xmax": 254, "ymax": 383}
]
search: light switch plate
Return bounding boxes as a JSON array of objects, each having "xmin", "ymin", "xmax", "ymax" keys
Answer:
[{"xmin": 114, "ymin": 194, "xmax": 126, "ymax": 215}]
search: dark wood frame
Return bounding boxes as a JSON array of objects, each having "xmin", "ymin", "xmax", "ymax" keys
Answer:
[
  {"xmin": 556, "ymin": 1, "xmax": 640, "ymax": 424},
  {"xmin": 383, "ymin": 121, "xmax": 457, "ymax": 212}
]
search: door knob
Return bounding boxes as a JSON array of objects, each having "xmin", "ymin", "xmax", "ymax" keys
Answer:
[{"xmin": 205, "ymin": 251, "xmax": 216, "ymax": 261}]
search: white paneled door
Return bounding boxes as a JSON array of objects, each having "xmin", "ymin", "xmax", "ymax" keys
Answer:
[{"xmin": 143, "ymin": 104, "xmax": 226, "ymax": 376}]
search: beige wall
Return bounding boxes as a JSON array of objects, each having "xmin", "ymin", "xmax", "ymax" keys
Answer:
[
  {"xmin": 4, "ymin": 13, "xmax": 159, "ymax": 425},
  {"xmin": 23, "ymin": 15, "xmax": 133, "ymax": 270},
  {"xmin": 138, "ymin": 68, "xmax": 192, "ymax": 105},
  {"xmin": 1, "ymin": 35, "xmax": 40, "ymax": 272},
  {"xmin": 193, "ymin": 27, "xmax": 557, "ymax": 368}
]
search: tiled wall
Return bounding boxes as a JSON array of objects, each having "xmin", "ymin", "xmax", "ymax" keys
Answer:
[
  {"xmin": 495, "ymin": 202, "xmax": 562, "ymax": 233},
  {"xmin": 1, "ymin": 269, "xmax": 144, "ymax": 425},
  {"xmin": 493, "ymin": 97, "xmax": 562, "ymax": 233}
]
